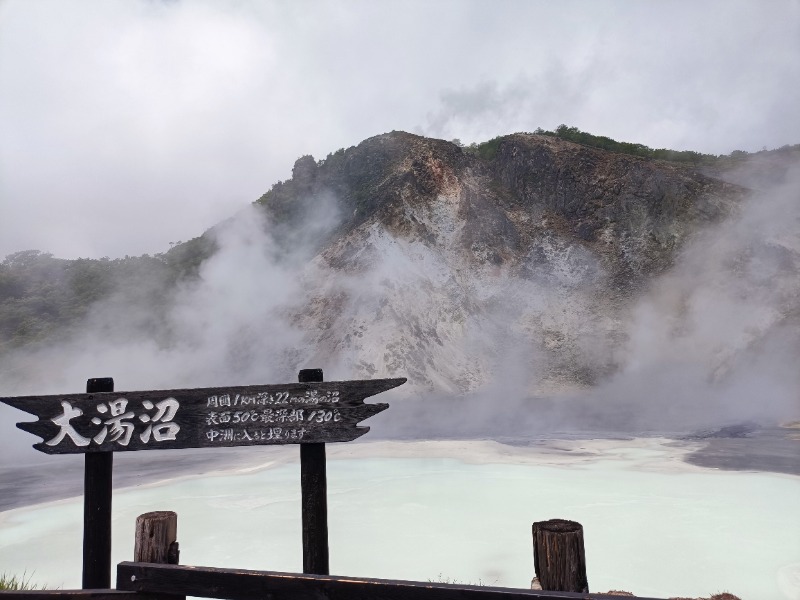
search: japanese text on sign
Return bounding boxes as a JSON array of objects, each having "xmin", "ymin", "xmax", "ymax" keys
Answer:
[
  {"xmin": 206, "ymin": 390, "xmax": 340, "ymax": 407},
  {"xmin": 46, "ymin": 397, "xmax": 180, "ymax": 448},
  {"xmin": 2, "ymin": 377, "xmax": 405, "ymax": 453}
]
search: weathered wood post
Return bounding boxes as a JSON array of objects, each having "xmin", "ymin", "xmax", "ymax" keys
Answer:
[
  {"xmin": 83, "ymin": 377, "xmax": 114, "ymax": 589},
  {"xmin": 299, "ymin": 368, "xmax": 329, "ymax": 575},
  {"xmin": 135, "ymin": 511, "xmax": 179, "ymax": 564},
  {"xmin": 134, "ymin": 511, "xmax": 182, "ymax": 600},
  {"xmin": 532, "ymin": 519, "xmax": 588, "ymax": 593}
]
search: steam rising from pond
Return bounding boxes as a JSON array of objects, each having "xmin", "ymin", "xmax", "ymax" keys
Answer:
[{"xmin": 1, "ymin": 166, "xmax": 799, "ymax": 463}]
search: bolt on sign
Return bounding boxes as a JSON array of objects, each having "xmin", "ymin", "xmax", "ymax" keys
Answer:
[{"xmin": 1, "ymin": 378, "xmax": 406, "ymax": 454}]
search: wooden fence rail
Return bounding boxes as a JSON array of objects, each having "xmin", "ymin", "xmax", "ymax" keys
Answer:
[
  {"xmin": 0, "ymin": 592, "xmax": 161, "ymax": 600},
  {"xmin": 116, "ymin": 563, "xmax": 665, "ymax": 600}
]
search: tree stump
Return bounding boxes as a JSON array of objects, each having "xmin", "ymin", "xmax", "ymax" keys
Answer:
[
  {"xmin": 532, "ymin": 519, "xmax": 588, "ymax": 593},
  {"xmin": 135, "ymin": 511, "xmax": 179, "ymax": 564}
]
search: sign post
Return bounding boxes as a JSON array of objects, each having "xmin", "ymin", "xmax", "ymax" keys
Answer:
[
  {"xmin": 82, "ymin": 377, "xmax": 114, "ymax": 589},
  {"xmin": 2, "ymin": 377, "xmax": 404, "ymax": 454},
  {"xmin": 298, "ymin": 368, "xmax": 329, "ymax": 575},
  {"xmin": 1, "ymin": 374, "xmax": 405, "ymax": 578}
]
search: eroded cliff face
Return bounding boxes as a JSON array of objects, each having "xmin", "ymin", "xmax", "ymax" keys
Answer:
[
  {"xmin": 255, "ymin": 132, "xmax": 767, "ymax": 396},
  {"xmin": 1, "ymin": 129, "xmax": 795, "ymax": 431},
  {"xmin": 490, "ymin": 134, "xmax": 743, "ymax": 282},
  {"xmin": 263, "ymin": 132, "xmax": 745, "ymax": 279}
]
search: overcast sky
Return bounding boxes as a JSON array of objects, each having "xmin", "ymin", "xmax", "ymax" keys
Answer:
[{"xmin": 1, "ymin": 0, "xmax": 799, "ymax": 259}]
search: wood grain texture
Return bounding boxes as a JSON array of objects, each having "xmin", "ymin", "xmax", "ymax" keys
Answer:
[
  {"xmin": 0, "ymin": 592, "xmax": 166, "ymax": 600},
  {"xmin": 1, "ymin": 378, "xmax": 405, "ymax": 454},
  {"xmin": 82, "ymin": 378, "xmax": 114, "ymax": 590},
  {"xmin": 116, "ymin": 563, "xmax": 665, "ymax": 600},
  {"xmin": 134, "ymin": 512, "xmax": 178, "ymax": 565},
  {"xmin": 301, "ymin": 442, "xmax": 328, "ymax": 575},
  {"xmin": 298, "ymin": 369, "xmax": 330, "ymax": 576},
  {"xmin": 532, "ymin": 520, "xmax": 588, "ymax": 593}
]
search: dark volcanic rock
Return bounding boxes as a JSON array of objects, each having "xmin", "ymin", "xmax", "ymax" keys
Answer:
[
  {"xmin": 257, "ymin": 131, "xmax": 746, "ymax": 290},
  {"xmin": 250, "ymin": 131, "xmax": 767, "ymax": 393},
  {"xmin": 682, "ymin": 422, "xmax": 760, "ymax": 440}
]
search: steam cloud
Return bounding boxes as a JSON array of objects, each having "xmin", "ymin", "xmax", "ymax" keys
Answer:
[
  {"xmin": 588, "ymin": 165, "xmax": 800, "ymax": 431},
  {"xmin": 1, "ymin": 165, "xmax": 799, "ymax": 465}
]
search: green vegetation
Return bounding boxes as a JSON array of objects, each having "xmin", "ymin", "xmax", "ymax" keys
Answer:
[
  {"xmin": 464, "ymin": 125, "xmax": 800, "ymax": 167},
  {"xmin": 464, "ymin": 136, "xmax": 505, "ymax": 160},
  {"xmin": 541, "ymin": 124, "xmax": 717, "ymax": 165},
  {"xmin": 0, "ymin": 235, "xmax": 216, "ymax": 355},
  {"xmin": 318, "ymin": 147, "xmax": 347, "ymax": 168},
  {"xmin": 0, "ymin": 572, "xmax": 41, "ymax": 590}
]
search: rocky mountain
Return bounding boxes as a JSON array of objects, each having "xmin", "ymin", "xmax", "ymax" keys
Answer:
[
  {"xmin": 2, "ymin": 131, "xmax": 799, "ymax": 430},
  {"xmin": 255, "ymin": 131, "xmax": 792, "ymax": 398},
  {"xmin": 263, "ymin": 132, "xmax": 744, "ymax": 285}
]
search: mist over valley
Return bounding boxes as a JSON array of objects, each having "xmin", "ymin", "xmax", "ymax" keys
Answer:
[
  {"xmin": 2, "ymin": 3, "xmax": 800, "ymax": 595},
  {"xmin": 2, "ymin": 130, "xmax": 799, "ymax": 463}
]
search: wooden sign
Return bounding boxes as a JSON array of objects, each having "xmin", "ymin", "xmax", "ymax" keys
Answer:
[{"xmin": 1, "ymin": 378, "xmax": 405, "ymax": 454}]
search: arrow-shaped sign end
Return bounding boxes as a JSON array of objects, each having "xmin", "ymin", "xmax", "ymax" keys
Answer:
[{"xmin": 1, "ymin": 396, "xmax": 42, "ymax": 416}]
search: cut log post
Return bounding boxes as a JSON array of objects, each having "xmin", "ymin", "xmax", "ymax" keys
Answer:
[
  {"xmin": 134, "ymin": 511, "xmax": 179, "ymax": 565},
  {"xmin": 532, "ymin": 519, "xmax": 588, "ymax": 593},
  {"xmin": 299, "ymin": 368, "xmax": 329, "ymax": 575}
]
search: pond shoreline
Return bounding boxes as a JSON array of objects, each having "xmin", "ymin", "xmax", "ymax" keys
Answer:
[{"xmin": 0, "ymin": 430, "xmax": 796, "ymax": 513}]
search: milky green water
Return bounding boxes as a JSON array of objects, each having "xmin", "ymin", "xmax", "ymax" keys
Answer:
[{"xmin": 1, "ymin": 444, "xmax": 798, "ymax": 599}]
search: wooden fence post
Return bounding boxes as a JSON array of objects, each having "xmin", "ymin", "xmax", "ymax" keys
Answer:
[
  {"xmin": 299, "ymin": 368, "xmax": 329, "ymax": 575},
  {"xmin": 82, "ymin": 377, "xmax": 114, "ymax": 589},
  {"xmin": 532, "ymin": 519, "xmax": 588, "ymax": 593},
  {"xmin": 135, "ymin": 511, "xmax": 179, "ymax": 564},
  {"xmin": 134, "ymin": 511, "xmax": 182, "ymax": 600}
]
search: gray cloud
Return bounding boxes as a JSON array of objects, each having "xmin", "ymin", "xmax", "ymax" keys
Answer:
[{"xmin": 1, "ymin": 0, "xmax": 799, "ymax": 262}]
